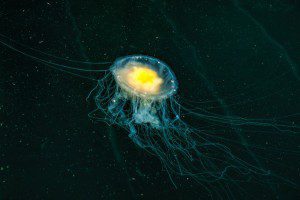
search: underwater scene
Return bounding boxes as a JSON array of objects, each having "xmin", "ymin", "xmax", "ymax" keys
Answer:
[{"xmin": 0, "ymin": 0, "xmax": 299, "ymax": 199}]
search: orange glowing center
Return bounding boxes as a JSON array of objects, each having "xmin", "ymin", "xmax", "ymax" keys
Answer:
[
  {"xmin": 117, "ymin": 64, "xmax": 163, "ymax": 95},
  {"xmin": 131, "ymin": 67, "xmax": 157, "ymax": 83}
]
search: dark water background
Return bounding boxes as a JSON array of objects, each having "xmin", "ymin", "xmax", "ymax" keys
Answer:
[{"xmin": 0, "ymin": 0, "xmax": 299, "ymax": 199}]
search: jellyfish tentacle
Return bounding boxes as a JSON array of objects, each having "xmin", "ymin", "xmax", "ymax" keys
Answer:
[{"xmin": 0, "ymin": 33, "xmax": 111, "ymax": 65}]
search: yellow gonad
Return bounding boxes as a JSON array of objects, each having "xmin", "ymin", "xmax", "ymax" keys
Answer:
[
  {"xmin": 126, "ymin": 65, "xmax": 163, "ymax": 94},
  {"xmin": 115, "ymin": 62, "xmax": 164, "ymax": 96}
]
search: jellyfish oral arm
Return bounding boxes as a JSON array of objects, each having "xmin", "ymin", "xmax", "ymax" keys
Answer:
[{"xmin": 133, "ymin": 100, "xmax": 160, "ymax": 128}]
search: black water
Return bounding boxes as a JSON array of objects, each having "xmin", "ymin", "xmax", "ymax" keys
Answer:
[{"xmin": 0, "ymin": 0, "xmax": 299, "ymax": 199}]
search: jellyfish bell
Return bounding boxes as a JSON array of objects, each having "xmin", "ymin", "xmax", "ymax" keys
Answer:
[{"xmin": 111, "ymin": 55, "xmax": 178, "ymax": 100}]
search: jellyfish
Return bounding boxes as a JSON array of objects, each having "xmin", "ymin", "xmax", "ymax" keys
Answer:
[
  {"xmin": 89, "ymin": 55, "xmax": 178, "ymax": 142},
  {"xmin": 86, "ymin": 55, "xmax": 296, "ymax": 187},
  {"xmin": 0, "ymin": 34, "xmax": 299, "ymax": 191},
  {"xmin": 87, "ymin": 55, "xmax": 195, "ymax": 183}
]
